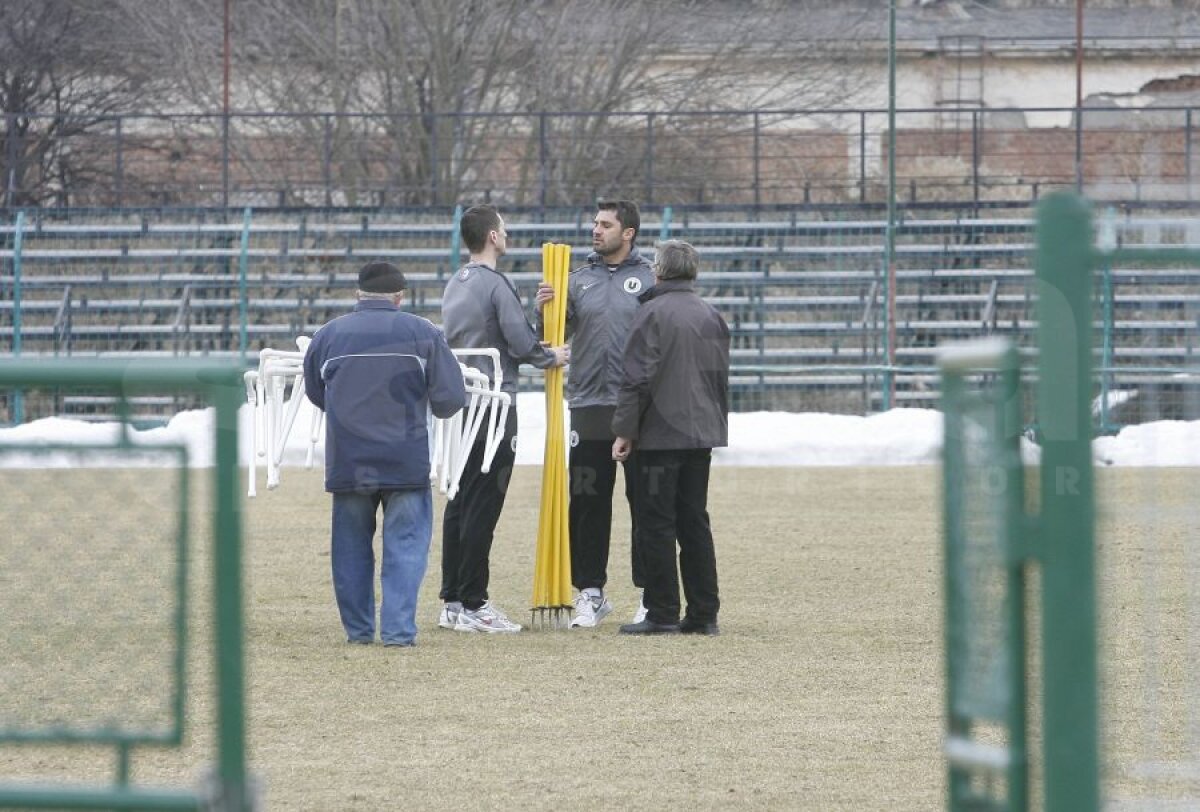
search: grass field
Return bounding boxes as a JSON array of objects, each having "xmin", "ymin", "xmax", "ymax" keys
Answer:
[{"xmin": 2, "ymin": 464, "xmax": 1198, "ymax": 809}]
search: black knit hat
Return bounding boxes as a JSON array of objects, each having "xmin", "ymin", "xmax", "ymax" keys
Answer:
[{"xmin": 358, "ymin": 262, "xmax": 407, "ymax": 293}]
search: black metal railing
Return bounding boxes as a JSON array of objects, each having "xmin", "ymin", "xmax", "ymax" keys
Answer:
[{"xmin": 2, "ymin": 106, "xmax": 1198, "ymax": 211}]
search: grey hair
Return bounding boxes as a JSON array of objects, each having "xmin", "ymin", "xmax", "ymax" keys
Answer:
[
  {"xmin": 653, "ymin": 239, "xmax": 699, "ymax": 280},
  {"xmin": 356, "ymin": 289, "xmax": 402, "ymax": 300}
]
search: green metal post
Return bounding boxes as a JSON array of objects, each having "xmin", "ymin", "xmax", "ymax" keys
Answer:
[
  {"xmin": 1003, "ymin": 346, "xmax": 1029, "ymax": 812},
  {"xmin": 1100, "ymin": 257, "xmax": 1114, "ymax": 432},
  {"xmin": 12, "ymin": 212, "xmax": 24, "ymax": 424},
  {"xmin": 883, "ymin": 0, "xmax": 897, "ymax": 411},
  {"xmin": 941, "ymin": 367, "xmax": 968, "ymax": 807},
  {"xmin": 449, "ymin": 204, "xmax": 463, "ymax": 278},
  {"xmin": 116, "ymin": 744, "xmax": 131, "ymax": 787},
  {"xmin": 1098, "ymin": 207, "xmax": 1116, "ymax": 433},
  {"xmin": 213, "ymin": 377, "xmax": 250, "ymax": 810},
  {"xmin": 659, "ymin": 206, "xmax": 673, "ymax": 242},
  {"xmin": 940, "ymin": 339, "xmax": 1027, "ymax": 812},
  {"xmin": 237, "ymin": 208, "xmax": 251, "ymax": 361},
  {"xmin": 1034, "ymin": 193, "xmax": 1099, "ymax": 812}
]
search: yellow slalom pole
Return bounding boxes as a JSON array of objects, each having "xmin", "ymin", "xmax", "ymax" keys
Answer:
[
  {"xmin": 532, "ymin": 242, "xmax": 572, "ymax": 626},
  {"xmin": 553, "ymin": 243, "xmax": 572, "ymax": 606},
  {"xmin": 534, "ymin": 244, "xmax": 554, "ymax": 610}
]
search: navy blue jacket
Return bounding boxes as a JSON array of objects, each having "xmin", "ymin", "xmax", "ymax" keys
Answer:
[{"xmin": 303, "ymin": 298, "xmax": 467, "ymax": 493}]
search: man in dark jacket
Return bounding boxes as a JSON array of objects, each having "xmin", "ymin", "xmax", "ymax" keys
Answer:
[
  {"xmin": 439, "ymin": 204, "xmax": 569, "ymax": 634},
  {"xmin": 611, "ymin": 240, "xmax": 730, "ymax": 636},
  {"xmin": 534, "ymin": 199, "xmax": 656, "ymax": 629},
  {"xmin": 303, "ymin": 261, "xmax": 467, "ymax": 647}
]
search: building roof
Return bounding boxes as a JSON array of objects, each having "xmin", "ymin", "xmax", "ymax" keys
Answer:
[
  {"xmin": 673, "ymin": 3, "xmax": 1200, "ymax": 56},
  {"xmin": 879, "ymin": 1, "xmax": 1200, "ymax": 51}
]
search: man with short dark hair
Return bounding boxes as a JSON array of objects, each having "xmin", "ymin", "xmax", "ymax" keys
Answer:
[
  {"xmin": 612, "ymin": 239, "xmax": 730, "ymax": 636},
  {"xmin": 439, "ymin": 204, "xmax": 569, "ymax": 633},
  {"xmin": 535, "ymin": 199, "xmax": 656, "ymax": 629},
  {"xmin": 303, "ymin": 261, "xmax": 467, "ymax": 647}
]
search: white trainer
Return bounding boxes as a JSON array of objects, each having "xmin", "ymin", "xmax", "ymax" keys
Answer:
[
  {"xmin": 632, "ymin": 594, "xmax": 647, "ymax": 624},
  {"xmin": 455, "ymin": 600, "xmax": 522, "ymax": 634},
  {"xmin": 437, "ymin": 603, "xmax": 461, "ymax": 630},
  {"xmin": 570, "ymin": 592, "xmax": 613, "ymax": 628}
]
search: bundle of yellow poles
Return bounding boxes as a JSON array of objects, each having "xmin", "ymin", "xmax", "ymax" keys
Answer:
[{"xmin": 531, "ymin": 243, "xmax": 572, "ymax": 629}]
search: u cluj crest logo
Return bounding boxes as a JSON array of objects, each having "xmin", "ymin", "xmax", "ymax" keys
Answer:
[{"xmin": 622, "ymin": 277, "xmax": 642, "ymax": 295}]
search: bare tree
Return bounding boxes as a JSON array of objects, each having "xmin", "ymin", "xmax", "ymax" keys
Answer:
[
  {"xmin": 0, "ymin": 0, "xmax": 166, "ymax": 207},
  {"xmin": 121, "ymin": 0, "xmax": 878, "ymax": 207},
  {"xmin": 508, "ymin": 0, "xmax": 875, "ymax": 205}
]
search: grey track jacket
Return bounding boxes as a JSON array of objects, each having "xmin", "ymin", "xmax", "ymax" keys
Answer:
[
  {"xmin": 442, "ymin": 261, "xmax": 557, "ymax": 395},
  {"xmin": 538, "ymin": 247, "xmax": 656, "ymax": 409}
]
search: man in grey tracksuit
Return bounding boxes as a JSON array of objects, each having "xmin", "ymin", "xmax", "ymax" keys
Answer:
[
  {"xmin": 535, "ymin": 199, "xmax": 656, "ymax": 628},
  {"xmin": 440, "ymin": 204, "xmax": 569, "ymax": 634}
]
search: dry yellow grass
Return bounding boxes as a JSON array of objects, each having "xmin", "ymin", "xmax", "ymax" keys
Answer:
[{"xmin": 2, "ymin": 465, "xmax": 1197, "ymax": 809}]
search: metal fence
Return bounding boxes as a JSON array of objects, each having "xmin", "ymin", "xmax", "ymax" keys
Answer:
[
  {"xmin": 4, "ymin": 106, "xmax": 1200, "ymax": 210},
  {"xmin": 2, "ymin": 205, "xmax": 1198, "ymax": 423},
  {"xmin": 0, "ymin": 358, "xmax": 253, "ymax": 811}
]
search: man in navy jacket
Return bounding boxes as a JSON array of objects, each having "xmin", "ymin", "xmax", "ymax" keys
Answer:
[{"xmin": 304, "ymin": 261, "xmax": 467, "ymax": 647}]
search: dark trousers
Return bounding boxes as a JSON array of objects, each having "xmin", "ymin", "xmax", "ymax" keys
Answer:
[
  {"xmin": 569, "ymin": 406, "xmax": 642, "ymax": 591},
  {"xmin": 633, "ymin": 448, "xmax": 719, "ymax": 625},
  {"xmin": 439, "ymin": 410, "xmax": 517, "ymax": 610}
]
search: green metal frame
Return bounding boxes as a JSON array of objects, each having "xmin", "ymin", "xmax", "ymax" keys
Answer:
[
  {"xmin": 1034, "ymin": 192, "xmax": 1100, "ymax": 812},
  {"xmin": 238, "ymin": 207, "xmax": 252, "ymax": 362},
  {"xmin": 9, "ymin": 211, "xmax": 25, "ymax": 424},
  {"xmin": 941, "ymin": 192, "xmax": 1106, "ymax": 812},
  {"xmin": 940, "ymin": 338, "xmax": 1027, "ymax": 812},
  {"xmin": 0, "ymin": 442, "xmax": 189, "ymax": 751},
  {"xmin": 0, "ymin": 359, "xmax": 252, "ymax": 812},
  {"xmin": 448, "ymin": 203, "xmax": 463, "ymax": 279}
]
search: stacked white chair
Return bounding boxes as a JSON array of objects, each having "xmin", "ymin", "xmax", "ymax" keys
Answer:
[
  {"xmin": 431, "ymin": 349, "xmax": 511, "ymax": 500},
  {"xmin": 243, "ymin": 336, "xmax": 321, "ymax": 497},
  {"xmin": 244, "ymin": 340, "xmax": 509, "ymax": 502}
]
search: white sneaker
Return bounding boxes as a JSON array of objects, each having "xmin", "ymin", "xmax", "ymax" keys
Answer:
[
  {"xmin": 570, "ymin": 592, "xmax": 613, "ymax": 628},
  {"xmin": 454, "ymin": 600, "xmax": 522, "ymax": 634},
  {"xmin": 632, "ymin": 594, "xmax": 647, "ymax": 624},
  {"xmin": 437, "ymin": 603, "xmax": 461, "ymax": 630}
]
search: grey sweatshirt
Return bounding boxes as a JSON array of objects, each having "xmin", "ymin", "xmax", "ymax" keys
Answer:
[{"xmin": 442, "ymin": 261, "xmax": 557, "ymax": 396}]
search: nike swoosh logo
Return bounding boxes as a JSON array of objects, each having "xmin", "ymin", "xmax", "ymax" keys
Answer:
[{"xmin": 581, "ymin": 283, "xmax": 597, "ymax": 291}]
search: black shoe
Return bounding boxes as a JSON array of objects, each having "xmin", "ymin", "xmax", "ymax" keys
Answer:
[
  {"xmin": 680, "ymin": 618, "xmax": 720, "ymax": 636},
  {"xmin": 618, "ymin": 619, "xmax": 681, "ymax": 635}
]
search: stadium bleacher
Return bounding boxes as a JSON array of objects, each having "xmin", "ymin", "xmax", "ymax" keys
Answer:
[{"xmin": 1, "ymin": 211, "xmax": 1197, "ymax": 422}]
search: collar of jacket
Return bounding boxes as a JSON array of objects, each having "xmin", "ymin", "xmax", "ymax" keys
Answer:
[
  {"xmin": 586, "ymin": 245, "xmax": 645, "ymax": 268},
  {"xmin": 353, "ymin": 298, "xmax": 400, "ymax": 312},
  {"xmin": 638, "ymin": 278, "xmax": 693, "ymax": 303},
  {"xmin": 463, "ymin": 261, "xmax": 521, "ymax": 297}
]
